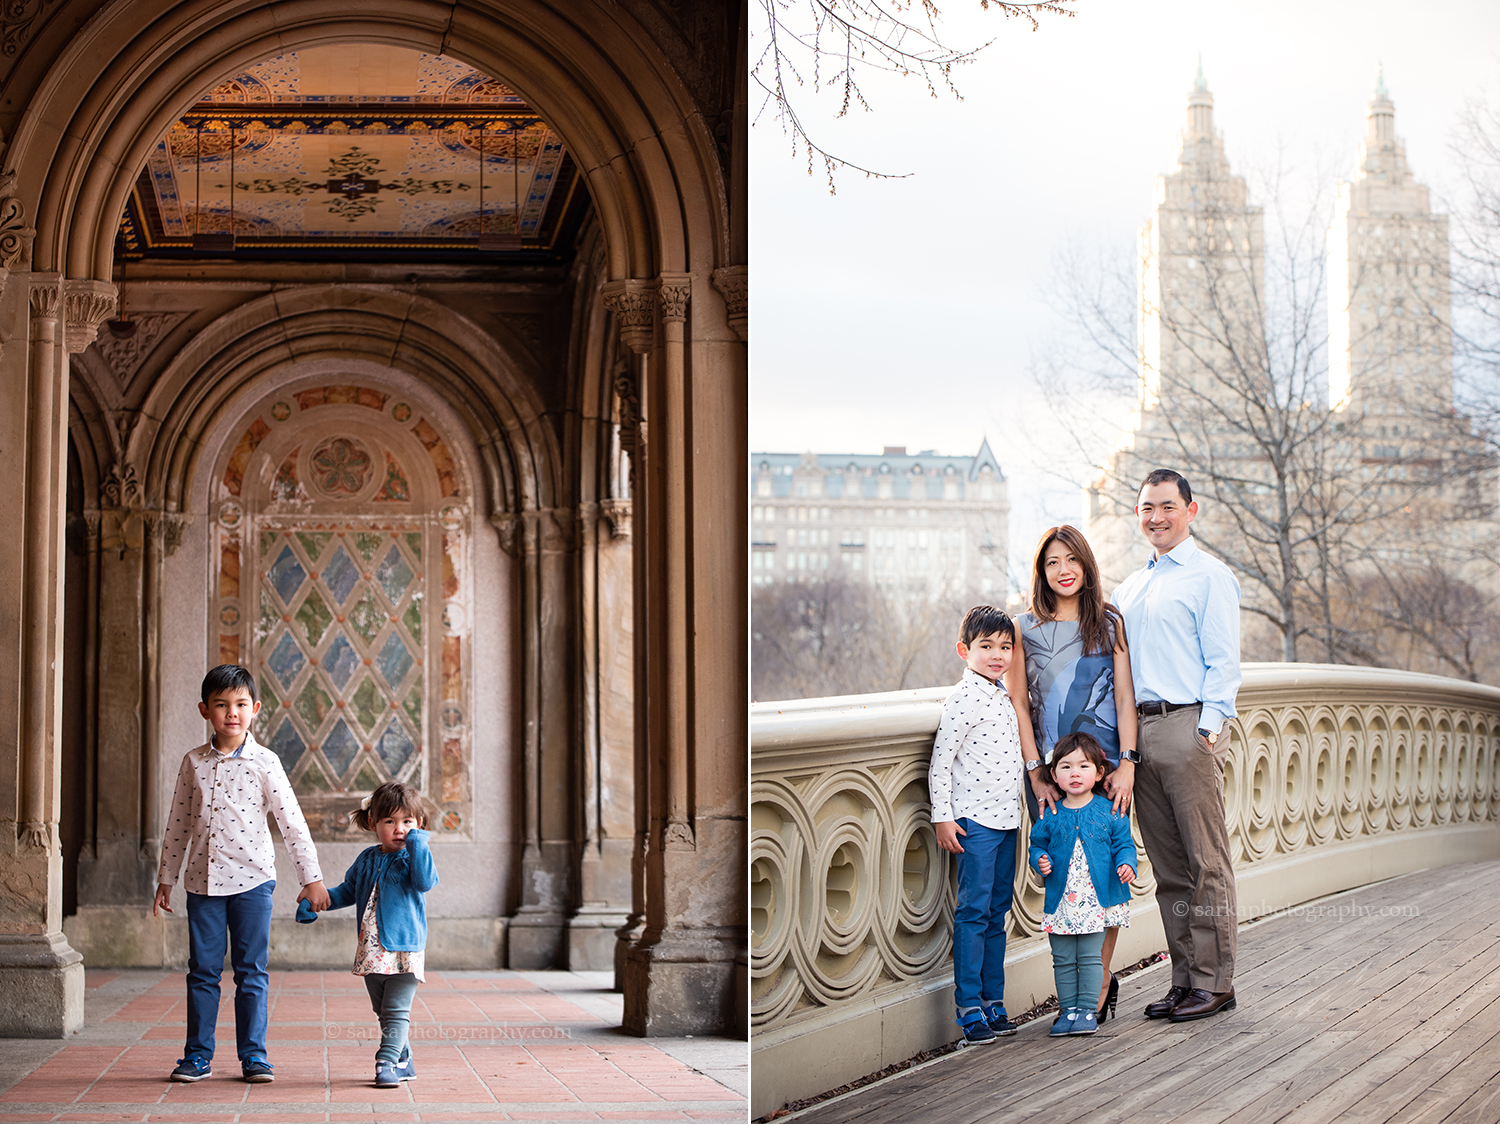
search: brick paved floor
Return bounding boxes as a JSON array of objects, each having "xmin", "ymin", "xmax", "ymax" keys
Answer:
[{"xmin": 0, "ymin": 969, "xmax": 746, "ymax": 1123}]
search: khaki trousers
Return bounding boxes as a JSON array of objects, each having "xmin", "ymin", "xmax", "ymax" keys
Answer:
[{"xmin": 1134, "ymin": 705, "xmax": 1236, "ymax": 992}]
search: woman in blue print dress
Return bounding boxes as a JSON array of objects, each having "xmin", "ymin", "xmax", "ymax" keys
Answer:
[{"xmin": 1004, "ymin": 524, "xmax": 1139, "ymax": 1021}]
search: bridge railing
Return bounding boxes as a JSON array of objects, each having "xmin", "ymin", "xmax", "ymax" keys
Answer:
[{"xmin": 749, "ymin": 664, "xmax": 1500, "ymax": 1116}]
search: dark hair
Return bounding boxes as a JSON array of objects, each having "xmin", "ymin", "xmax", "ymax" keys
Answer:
[
  {"xmin": 1049, "ymin": 732, "xmax": 1112, "ymax": 792},
  {"xmin": 1140, "ymin": 468, "xmax": 1192, "ymax": 505},
  {"xmin": 201, "ymin": 664, "xmax": 258, "ymax": 704},
  {"xmin": 1029, "ymin": 525, "xmax": 1125, "ymax": 658},
  {"xmin": 351, "ymin": 781, "xmax": 431, "ymax": 832},
  {"xmin": 960, "ymin": 605, "xmax": 1014, "ymax": 647}
]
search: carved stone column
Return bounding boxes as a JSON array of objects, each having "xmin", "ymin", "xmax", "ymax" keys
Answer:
[
  {"xmin": 505, "ymin": 507, "xmax": 578, "ymax": 968},
  {"xmin": 0, "ymin": 270, "xmax": 85, "ymax": 1036},
  {"xmin": 711, "ymin": 266, "xmax": 747, "ymax": 342}
]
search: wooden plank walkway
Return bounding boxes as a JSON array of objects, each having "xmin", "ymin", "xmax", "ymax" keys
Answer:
[{"xmin": 789, "ymin": 861, "xmax": 1500, "ymax": 1124}]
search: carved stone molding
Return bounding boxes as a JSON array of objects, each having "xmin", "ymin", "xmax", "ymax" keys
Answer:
[
  {"xmin": 657, "ymin": 273, "xmax": 691, "ymax": 324},
  {"xmin": 613, "ymin": 367, "xmax": 641, "ymax": 456},
  {"xmin": 0, "ymin": 0, "xmax": 60, "ymax": 68},
  {"xmin": 602, "ymin": 279, "xmax": 656, "ymax": 354},
  {"xmin": 601, "ymin": 498, "xmax": 632, "ymax": 540},
  {"xmin": 162, "ymin": 512, "xmax": 192, "ymax": 557},
  {"xmin": 0, "ymin": 170, "xmax": 35, "ymax": 271},
  {"xmin": 101, "ymin": 462, "xmax": 143, "ymax": 510},
  {"xmin": 95, "ymin": 311, "xmax": 189, "ymax": 388},
  {"xmin": 490, "ymin": 513, "xmax": 522, "ymax": 557},
  {"xmin": 18, "ymin": 821, "xmax": 50, "ymax": 852},
  {"xmin": 82, "ymin": 511, "xmax": 100, "ymax": 544},
  {"xmin": 28, "ymin": 276, "xmax": 60, "ymax": 320},
  {"xmin": 663, "ymin": 820, "xmax": 695, "ymax": 851},
  {"xmin": 63, "ymin": 279, "xmax": 118, "ymax": 354},
  {"xmin": 711, "ymin": 266, "xmax": 747, "ymax": 341}
]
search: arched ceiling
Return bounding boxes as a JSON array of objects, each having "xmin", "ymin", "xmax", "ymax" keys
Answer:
[{"xmin": 118, "ymin": 45, "xmax": 590, "ymax": 262}]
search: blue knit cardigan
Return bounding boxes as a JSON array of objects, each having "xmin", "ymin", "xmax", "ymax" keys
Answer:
[
  {"xmin": 1027, "ymin": 796, "xmax": 1137, "ymax": 914},
  {"xmin": 319, "ymin": 828, "xmax": 439, "ymax": 952}
]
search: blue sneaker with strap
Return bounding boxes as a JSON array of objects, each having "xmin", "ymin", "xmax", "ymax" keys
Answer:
[
  {"xmin": 241, "ymin": 1058, "xmax": 275, "ymax": 1083},
  {"xmin": 169, "ymin": 1056, "xmax": 211, "ymax": 1082}
]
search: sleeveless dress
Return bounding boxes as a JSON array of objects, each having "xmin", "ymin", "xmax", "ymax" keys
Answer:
[{"xmin": 1017, "ymin": 612, "xmax": 1121, "ymax": 767}]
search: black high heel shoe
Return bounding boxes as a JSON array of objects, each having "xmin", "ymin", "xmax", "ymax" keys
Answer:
[{"xmin": 1097, "ymin": 973, "xmax": 1119, "ymax": 1022}]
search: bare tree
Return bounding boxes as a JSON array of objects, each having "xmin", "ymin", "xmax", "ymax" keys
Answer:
[
  {"xmin": 1035, "ymin": 139, "xmax": 1494, "ymax": 667},
  {"xmin": 752, "ymin": 0, "xmax": 1073, "ymax": 189}
]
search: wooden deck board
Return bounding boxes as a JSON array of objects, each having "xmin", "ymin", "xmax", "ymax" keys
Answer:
[{"xmin": 787, "ymin": 862, "xmax": 1500, "ymax": 1124}]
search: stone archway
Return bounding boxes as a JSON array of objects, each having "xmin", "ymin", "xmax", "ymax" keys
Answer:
[{"xmin": 0, "ymin": 0, "xmax": 746, "ymax": 1039}]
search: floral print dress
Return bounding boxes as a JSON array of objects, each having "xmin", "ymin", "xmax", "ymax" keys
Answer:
[
  {"xmin": 1042, "ymin": 839, "xmax": 1131, "ymax": 935},
  {"xmin": 353, "ymin": 882, "xmax": 425, "ymax": 980}
]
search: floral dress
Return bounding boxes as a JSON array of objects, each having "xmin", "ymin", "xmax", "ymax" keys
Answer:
[
  {"xmin": 1042, "ymin": 839, "xmax": 1132, "ymax": 935},
  {"xmin": 352, "ymin": 882, "xmax": 425, "ymax": 981}
]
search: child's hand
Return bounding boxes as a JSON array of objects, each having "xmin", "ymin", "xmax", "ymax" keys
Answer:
[
  {"xmin": 1118, "ymin": 864, "xmax": 1135, "ymax": 885},
  {"xmin": 1037, "ymin": 855, "xmax": 1052, "ymax": 876},
  {"xmin": 298, "ymin": 880, "xmax": 332, "ymax": 911},
  {"xmin": 152, "ymin": 884, "xmax": 173, "ymax": 917},
  {"xmin": 934, "ymin": 821, "xmax": 966, "ymax": 855}
]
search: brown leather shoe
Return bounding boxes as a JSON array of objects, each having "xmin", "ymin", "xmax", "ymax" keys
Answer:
[
  {"xmin": 1167, "ymin": 987, "xmax": 1236, "ymax": 1022},
  {"xmin": 1144, "ymin": 986, "xmax": 1190, "ymax": 1019}
]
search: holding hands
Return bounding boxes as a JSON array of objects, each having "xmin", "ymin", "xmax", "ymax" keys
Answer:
[{"xmin": 297, "ymin": 880, "xmax": 331, "ymax": 912}]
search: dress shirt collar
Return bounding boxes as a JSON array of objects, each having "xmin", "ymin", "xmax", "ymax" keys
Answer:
[
  {"xmin": 205, "ymin": 730, "xmax": 258, "ymax": 759},
  {"xmin": 962, "ymin": 667, "xmax": 1002, "ymax": 695},
  {"xmin": 1149, "ymin": 534, "xmax": 1200, "ymax": 569}
]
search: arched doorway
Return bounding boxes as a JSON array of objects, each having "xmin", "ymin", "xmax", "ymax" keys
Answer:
[{"xmin": 0, "ymin": 2, "xmax": 746, "ymax": 1040}]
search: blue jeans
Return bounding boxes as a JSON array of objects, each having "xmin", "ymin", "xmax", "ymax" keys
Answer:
[
  {"xmin": 1049, "ymin": 931, "xmax": 1106, "ymax": 1011},
  {"xmin": 184, "ymin": 880, "xmax": 274, "ymax": 1064},
  {"xmin": 951, "ymin": 819, "xmax": 1017, "ymax": 1025},
  {"xmin": 364, "ymin": 972, "xmax": 420, "ymax": 1065}
]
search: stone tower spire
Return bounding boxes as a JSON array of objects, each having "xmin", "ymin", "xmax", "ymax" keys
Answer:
[
  {"xmin": 1176, "ymin": 56, "xmax": 1232, "ymax": 176},
  {"xmin": 1358, "ymin": 65, "xmax": 1409, "ymax": 183}
]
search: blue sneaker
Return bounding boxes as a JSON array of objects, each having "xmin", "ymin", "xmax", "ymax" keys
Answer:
[
  {"xmin": 169, "ymin": 1056, "xmax": 211, "ymax": 1082},
  {"xmin": 396, "ymin": 1055, "xmax": 417, "ymax": 1082},
  {"xmin": 375, "ymin": 1061, "xmax": 402, "ymax": 1088},
  {"xmin": 962, "ymin": 1020, "xmax": 997, "ymax": 1045},
  {"xmin": 242, "ymin": 1058, "xmax": 275, "ymax": 1083},
  {"xmin": 1048, "ymin": 1009, "xmax": 1077, "ymax": 1037},
  {"xmin": 984, "ymin": 1006, "xmax": 1018, "ymax": 1037},
  {"xmin": 1069, "ymin": 1009, "xmax": 1099, "ymax": 1036}
]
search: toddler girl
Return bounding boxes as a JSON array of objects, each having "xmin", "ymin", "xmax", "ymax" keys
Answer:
[
  {"xmin": 299, "ymin": 780, "xmax": 439, "ymax": 1086},
  {"xmin": 1027, "ymin": 732, "xmax": 1136, "ymax": 1037}
]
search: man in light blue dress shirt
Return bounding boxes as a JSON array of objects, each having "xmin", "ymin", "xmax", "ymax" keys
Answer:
[{"xmin": 1113, "ymin": 469, "xmax": 1241, "ymax": 1024}]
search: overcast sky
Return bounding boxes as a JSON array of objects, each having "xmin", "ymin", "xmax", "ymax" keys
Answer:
[{"xmin": 749, "ymin": 0, "xmax": 1500, "ymax": 577}]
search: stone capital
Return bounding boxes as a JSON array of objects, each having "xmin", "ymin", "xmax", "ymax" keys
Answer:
[
  {"xmin": 601, "ymin": 498, "xmax": 632, "ymax": 540},
  {"xmin": 657, "ymin": 273, "xmax": 691, "ymax": 324},
  {"xmin": 101, "ymin": 462, "xmax": 143, "ymax": 510},
  {"xmin": 63, "ymin": 279, "xmax": 118, "ymax": 354},
  {"xmin": 490, "ymin": 512, "xmax": 522, "ymax": 557},
  {"xmin": 28, "ymin": 273, "xmax": 61, "ymax": 320},
  {"xmin": 711, "ymin": 266, "xmax": 746, "ymax": 341},
  {"xmin": 602, "ymin": 279, "xmax": 656, "ymax": 354}
]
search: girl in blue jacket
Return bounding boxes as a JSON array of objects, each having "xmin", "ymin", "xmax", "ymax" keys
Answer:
[
  {"xmin": 300, "ymin": 780, "xmax": 439, "ymax": 1087},
  {"xmin": 1028, "ymin": 733, "xmax": 1136, "ymax": 1038}
]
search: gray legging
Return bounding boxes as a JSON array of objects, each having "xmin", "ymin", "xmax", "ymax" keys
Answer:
[{"xmin": 363, "ymin": 972, "xmax": 420, "ymax": 1066}]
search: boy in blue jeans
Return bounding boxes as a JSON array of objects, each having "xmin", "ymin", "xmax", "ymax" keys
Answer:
[
  {"xmin": 930, "ymin": 606, "xmax": 1055, "ymax": 1043},
  {"xmin": 152, "ymin": 665, "xmax": 331, "ymax": 1083}
]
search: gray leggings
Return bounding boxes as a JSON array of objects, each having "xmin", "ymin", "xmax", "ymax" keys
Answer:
[{"xmin": 363, "ymin": 972, "xmax": 420, "ymax": 1065}]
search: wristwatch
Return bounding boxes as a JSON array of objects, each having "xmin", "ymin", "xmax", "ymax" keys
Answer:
[
  {"xmin": 1197, "ymin": 728, "xmax": 1218, "ymax": 746},
  {"xmin": 1119, "ymin": 749, "xmax": 1142, "ymax": 763},
  {"xmin": 1025, "ymin": 758, "xmax": 1041, "ymax": 772}
]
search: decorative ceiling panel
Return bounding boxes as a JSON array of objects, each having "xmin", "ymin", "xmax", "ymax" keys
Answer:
[{"xmin": 120, "ymin": 47, "xmax": 587, "ymax": 260}]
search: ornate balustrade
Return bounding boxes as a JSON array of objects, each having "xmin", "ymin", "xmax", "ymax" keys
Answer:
[{"xmin": 749, "ymin": 664, "xmax": 1500, "ymax": 1116}]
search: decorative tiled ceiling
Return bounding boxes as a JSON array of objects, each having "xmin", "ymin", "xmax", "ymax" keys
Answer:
[{"xmin": 119, "ymin": 46, "xmax": 588, "ymax": 259}]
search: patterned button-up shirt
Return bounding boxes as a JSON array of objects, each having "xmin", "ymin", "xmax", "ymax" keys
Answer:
[
  {"xmin": 928, "ymin": 668, "xmax": 1025, "ymax": 830},
  {"xmin": 157, "ymin": 731, "xmax": 323, "ymax": 896}
]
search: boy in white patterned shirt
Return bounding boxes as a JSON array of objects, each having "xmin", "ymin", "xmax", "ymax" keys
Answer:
[
  {"xmin": 152, "ymin": 665, "xmax": 331, "ymax": 1083},
  {"xmin": 930, "ymin": 606, "xmax": 1054, "ymax": 1044}
]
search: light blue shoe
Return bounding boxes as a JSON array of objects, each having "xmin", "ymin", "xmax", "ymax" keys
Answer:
[
  {"xmin": 1048, "ymin": 1008, "xmax": 1077, "ymax": 1037},
  {"xmin": 1069, "ymin": 1009, "xmax": 1099, "ymax": 1035}
]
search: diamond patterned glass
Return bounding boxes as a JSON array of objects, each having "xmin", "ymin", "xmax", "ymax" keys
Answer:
[
  {"xmin": 375, "ymin": 631, "xmax": 414, "ymax": 688},
  {"xmin": 268, "ymin": 544, "xmax": 306, "ymax": 605},
  {"xmin": 295, "ymin": 677, "xmax": 334, "ymax": 731},
  {"xmin": 347, "ymin": 589, "xmax": 385, "ymax": 646},
  {"xmin": 323, "ymin": 631, "xmax": 360, "ymax": 691},
  {"xmin": 322, "ymin": 545, "xmax": 360, "ymax": 605},
  {"xmin": 321, "ymin": 718, "xmax": 360, "ymax": 777},
  {"xmin": 353, "ymin": 531, "xmax": 385, "ymax": 563},
  {"xmin": 376, "ymin": 720, "xmax": 417, "ymax": 775},
  {"xmin": 376, "ymin": 546, "xmax": 415, "ymax": 605},
  {"xmin": 349, "ymin": 677, "xmax": 385, "ymax": 734},
  {"xmin": 267, "ymin": 718, "xmax": 306, "ymax": 773},
  {"xmin": 295, "ymin": 587, "xmax": 333, "ymax": 647},
  {"xmin": 403, "ymin": 598, "xmax": 422, "ymax": 645},
  {"xmin": 267, "ymin": 631, "xmax": 306, "ymax": 688}
]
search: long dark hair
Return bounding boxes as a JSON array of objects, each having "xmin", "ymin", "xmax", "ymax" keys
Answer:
[{"xmin": 1029, "ymin": 524, "xmax": 1124, "ymax": 658}]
